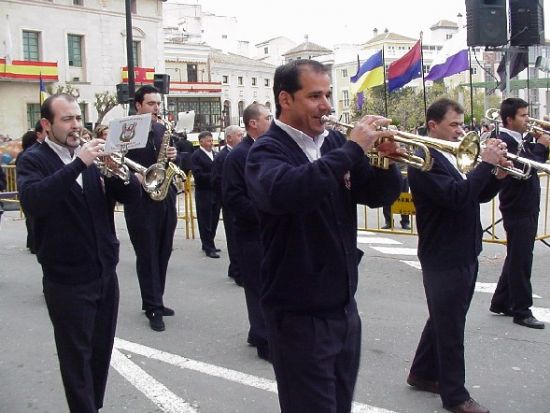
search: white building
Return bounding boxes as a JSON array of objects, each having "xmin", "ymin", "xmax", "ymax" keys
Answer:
[
  {"xmin": 254, "ymin": 36, "xmax": 296, "ymax": 66},
  {"xmin": 0, "ymin": 0, "xmax": 166, "ymax": 138}
]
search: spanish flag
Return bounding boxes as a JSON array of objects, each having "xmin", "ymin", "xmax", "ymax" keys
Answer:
[{"xmin": 39, "ymin": 73, "xmax": 48, "ymax": 104}]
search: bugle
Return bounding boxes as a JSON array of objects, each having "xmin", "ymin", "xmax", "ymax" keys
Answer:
[{"xmin": 321, "ymin": 115, "xmax": 481, "ymax": 173}]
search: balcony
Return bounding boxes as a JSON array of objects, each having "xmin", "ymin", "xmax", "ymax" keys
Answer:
[
  {"xmin": 169, "ymin": 81, "xmax": 222, "ymax": 95},
  {"xmin": 0, "ymin": 59, "xmax": 58, "ymax": 82}
]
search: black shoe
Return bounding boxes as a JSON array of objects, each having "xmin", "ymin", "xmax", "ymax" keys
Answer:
[
  {"xmin": 206, "ymin": 251, "xmax": 220, "ymax": 258},
  {"xmin": 214, "ymin": 248, "xmax": 221, "ymax": 252},
  {"xmin": 401, "ymin": 223, "xmax": 411, "ymax": 230},
  {"xmin": 161, "ymin": 306, "xmax": 175, "ymax": 316},
  {"xmin": 381, "ymin": 223, "xmax": 392, "ymax": 229},
  {"xmin": 406, "ymin": 373, "xmax": 440, "ymax": 394},
  {"xmin": 489, "ymin": 305, "xmax": 513, "ymax": 317},
  {"xmin": 145, "ymin": 310, "xmax": 165, "ymax": 332},
  {"xmin": 234, "ymin": 277, "xmax": 244, "ymax": 287},
  {"xmin": 513, "ymin": 315, "xmax": 545, "ymax": 329}
]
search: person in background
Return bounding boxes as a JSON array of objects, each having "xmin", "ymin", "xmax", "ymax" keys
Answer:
[
  {"xmin": 223, "ymin": 103, "xmax": 272, "ymax": 360},
  {"xmin": 490, "ymin": 98, "xmax": 550, "ymax": 329},
  {"xmin": 124, "ymin": 85, "xmax": 181, "ymax": 332},
  {"xmin": 212, "ymin": 125, "xmax": 244, "ymax": 283},
  {"xmin": 406, "ymin": 98, "xmax": 509, "ymax": 413},
  {"xmin": 191, "ymin": 131, "xmax": 221, "ymax": 258}
]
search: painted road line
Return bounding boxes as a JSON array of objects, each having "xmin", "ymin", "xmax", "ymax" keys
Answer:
[
  {"xmin": 357, "ymin": 237, "xmax": 402, "ymax": 245},
  {"xmin": 110, "ymin": 348, "xmax": 198, "ymax": 413},
  {"xmin": 401, "ymin": 260, "xmax": 421, "ymax": 270},
  {"xmin": 532, "ymin": 307, "xmax": 550, "ymax": 323},
  {"xmin": 113, "ymin": 338, "xmax": 399, "ymax": 413},
  {"xmin": 370, "ymin": 246, "xmax": 417, "ymax": 255}
]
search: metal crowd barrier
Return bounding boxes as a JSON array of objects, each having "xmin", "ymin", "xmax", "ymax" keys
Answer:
[
  {"xmin": 0, "ymin": 164, "xmax": 22, "ymax": 213},
  {"xmin": 359, "ymin": 172, "xmax": 550, "ymax": 246}
]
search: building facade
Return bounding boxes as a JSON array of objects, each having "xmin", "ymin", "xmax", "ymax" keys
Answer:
[{"xmin": 0, "ymin": 0, "xmax": 166, "ymax": 138}]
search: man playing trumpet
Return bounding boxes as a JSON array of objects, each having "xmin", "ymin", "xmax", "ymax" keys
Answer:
[
  {"xmin": 16, "ymin": 93, "xmax": 141, "ymax": 412},
  {"xmin": 406, "ymin": 98, "xmax": 511, "ymax": 413},
  {"xmin": 490, "ymin": 98, "xmax": 550, "ymax": 329}
]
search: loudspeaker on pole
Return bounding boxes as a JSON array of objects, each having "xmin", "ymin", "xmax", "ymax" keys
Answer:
[
  {"xmin": 116, "ymin": 83, "xmax": 129, "ymax": 104},
  {"xmin": 466, "ymin": 0, "xmax": 508, "ymax": 47},
  {"xmin": 510, "ymin": 0, "xmax": 545, "ymax": 46},
  {"xmin": 154, "ymin": 74, "xmax": 170, "ymax": 95}
]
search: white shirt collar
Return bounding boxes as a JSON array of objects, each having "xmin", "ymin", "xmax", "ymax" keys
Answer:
[
  {"xmin": 199, "ymin": 146, "xmax": 214, "ymax": 161},
  {"xmin": 45, "ymin": 136, "xmax": 83, "ymax": 187},
  {"xmin": 498, "ymin": 126, "xmax": 525, "ymax": 145},
  {"xmin": 274, "ymin": 118, "xmax": 329, "ymax": 162}
]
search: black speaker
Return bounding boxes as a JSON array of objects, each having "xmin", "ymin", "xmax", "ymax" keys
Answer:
[
  {"xmin": 154, "ymin": 74, "xmax": 170, "ymax": 95},
  {"xmin": 466, "ymin": 0, "xmax": 508, "ymax": 47},
  {"xmin": 116, "ymin": 83, "xmax": 129, "ymax": 104},
  {"xmin": 510, "ymin": 0, "xmax": 545, "ymax": 46}
]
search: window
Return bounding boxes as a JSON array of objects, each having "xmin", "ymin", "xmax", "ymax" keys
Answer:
[
  {"xmin": 132, "ymin": 41, "xmax": 140, "ymax": 67},
  {"xmin": 342, "ymin": 90, "xmax": 349, "ymax": 108},
  {"xmin": 342, "ymin": 69, "xmax": 348, "ymax": 78},
  {"xmin": 238, "ymin": 76, "xmax": 243, "ymax": 86},
  {"xmin": 423, "ymin": 64, "xmax": 430, "ymax": 74},
  {"xmin": 252, "ymin": 77, "xmax": 257, "ymax": 86},
  {"xmin": 264, "ymin": 46, "xmax": 269, "ymax": 55},
  {"xmin": 79, "ymin": 103, "xmax": 87, "ymax": 125},
  {"xmin": 26, "ymin": 104, "xmax": 41, "ymax": 130},
  {"xmin": 471, "ymin": 67, "xmax": 477, "ymax": 75},
  {"xmin": 446, "ymin": 34, "xmax": 453, "ymax": 40},
  {"xmin": 222, "ymin": 75, "xmax": 229, "ymax": 84},
  {"xmin": 264, "ymin": 78, "xmax": 270, "ymax": 87},
  {"xmin": 221, "ymin": 34, "xmax": 228, "ymax": 39},
  {"xmin": 73, "ymin": 0, "xmax": 83, "ymax": 5},
  {"xmin": 187, "ymin": 64, "xmax": 197, "ymax": 82},
  {"xmin": 23, "ymin": 31, "xmax": 40, "ymax": 61},
  {"xmin": 68, "ymin": 34, "xmax": 83, "ymax": 67}
]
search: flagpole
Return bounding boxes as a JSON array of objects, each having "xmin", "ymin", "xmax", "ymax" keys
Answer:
[
  {"xmin": 419, "ymin": 32, "xmax": 427, "ymax": 124},
  {"xmin": 526, "ymin": 49, "xmax": 530, "ymax": 108},
  {"xmin": 382, "ymin": 45, "xmax": 388, "ymax": 117},
  {"xmin": 468, "ymin": 47, "xmax": 475, "ymax": 129},
  {"xmin": 39, "ymin": 72, "xmax": 42, "ymax": 105}
]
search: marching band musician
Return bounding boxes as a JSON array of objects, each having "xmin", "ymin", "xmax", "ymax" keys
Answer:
[
  {"xmin": 406, "ymin": 98, "xmax": 510, "ymax": 413},
  {"xmin": 16, "ymin": 93, "xmax": 141, "ymax": 413},
  {"xmin": 490, "ymin": 98, "xmax": 550, "ymax": 329},
  {"xmin": 123, "ymin": 85, "xmax": 182, "ymax": 332},
  {"xmin": 245, "ymin": 59, "xmax": 402, "ymax": 412}
]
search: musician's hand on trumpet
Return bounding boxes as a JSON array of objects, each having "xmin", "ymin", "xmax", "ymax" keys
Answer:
[
  {"xmin": 166, "ymin": 145, "xmax": 178, "ymax": 162},
  {"xmin": 348, "ymin": 115, "xmax": 398, "ymax": 155},
  {"xmin": 78, "ymin": 138, "xmax": 105, "ymax": 167},
  {"xmin": 480, "ymin": 138, "xmax": 512, "ymax": 179}
]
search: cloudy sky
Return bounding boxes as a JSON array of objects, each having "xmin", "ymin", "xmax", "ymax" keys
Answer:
[{"xmin": 189, "ymin": 0, "xmax": 549, "ymax": 48}]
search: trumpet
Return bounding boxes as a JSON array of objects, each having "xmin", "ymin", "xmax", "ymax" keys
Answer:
[
  {"xmin": 484, "ymin": 109, "xmax": 550, "ymax": 178},
  {"xmin": 321, "ymin": 115, "xmax": 480, "ymax": 173}
]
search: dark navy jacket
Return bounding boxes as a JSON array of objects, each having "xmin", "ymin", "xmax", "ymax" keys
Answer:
[
  {"xmin": 17, "ymin": 142, "xmax": 141, "ymax": 284},
  {"xmin": 498, "ymin": 131, "xmax": 549, "ymax": 219},
  {"xmin": 211, "ymin": 145, "xmax": 230, "ymax": 201},
  {"xmin": 245, "ymin": 123, "xmax": 402, "ymax": 316},
  {"xmin": 408, "ymin": 149, "xmax": 501, "ymax": 272},
  {"xmin": 191, "ymin": 148, "xmax": 215, "ymax": 191},
  {"xmin": 222, "ymin": 136, "xmax": 259, "ymax": 236}
]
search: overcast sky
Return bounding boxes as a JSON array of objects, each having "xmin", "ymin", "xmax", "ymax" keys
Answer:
[{"xmin": 190, "ymin": 0, "xmax": 550, "ymax": 48}]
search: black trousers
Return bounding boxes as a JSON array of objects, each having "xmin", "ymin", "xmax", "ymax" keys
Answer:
[
  {"xmin": 383, "ymin": 177, "xmax": 410, "ymax": 226},
  {"xmin": 222, "ymin": 207, "xmax": 241, "ymax": 280},
  {"xmin": 43, "ymin": 273, "xmax": 119, "ymax": 413},
  {"xmin": 491, "ymin": 213, "xmax": 538, "ymax": 319},
  {"xmin": 266, "ymin": 302, "xmax": 361, "ymax": 413},
  {"xmin": 237, "ymin": 230, "xmax": 267, "ymax": 345},
  {"xmin": 194, "ymin": 189, "xmax": 220, "ymax": 253},
  {"xmin": 125, "ymin": 193, "xmax": 177, "ymax": 311},
  {"xmin": 409, "ymin": 261, "xmax": 478, "ymax": 408}
]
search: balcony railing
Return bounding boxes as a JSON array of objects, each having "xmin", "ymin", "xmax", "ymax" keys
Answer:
[{"xmin": 0, "ymin": 58, "xmax": 58, "ymax": 81}]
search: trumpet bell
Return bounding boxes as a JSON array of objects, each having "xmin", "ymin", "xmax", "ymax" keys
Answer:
[{"xmin": 457, "ymin": 132, "xmax": 481, "ymax": 174}]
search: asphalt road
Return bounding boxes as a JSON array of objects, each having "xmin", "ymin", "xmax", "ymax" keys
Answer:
[{"xmin": 1, "ymin": 208, "xmax": 549, "ymax": 413}]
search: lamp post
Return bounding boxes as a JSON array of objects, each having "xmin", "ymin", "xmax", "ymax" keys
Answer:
[{"xmin": 125, "ymin": 0, "xmax": 136, "ymax": 115}]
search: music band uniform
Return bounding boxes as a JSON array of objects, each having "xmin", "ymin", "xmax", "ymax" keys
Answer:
[
  {"xmin": 212, "ymin": 143, "xmax": 241, "ymax": 280},
  {"xmin": 490, "ymin": 128, "xmax": 549, "ymax": 323},
  {"xmin": 408, "ymin": 149, "xmax": 501, "ymax": 409},
  {"xmin": 222, "ymin": 135, "xmax": 269, "ymax": 358},
  {"xmin": 191, "ymin": 142, "xmax": 221, "ymax": 255},
  {"xmin": 246, "ymin": 121, "xmax": 401, "ymax": 412},
  {"xmin": 124, "ymin": 121, "xmax": 179, "ymax": 317},
  {"xmin": 17, "ymin": 139, "xmax": 141, "ymax": 413}
]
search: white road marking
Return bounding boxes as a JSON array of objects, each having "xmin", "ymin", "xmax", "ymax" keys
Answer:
[
  {"xmin": 110, "ymin": 348, "xmax": 198, "ymax": 413},
  {"xmin": 532, "ymin": 307, "xmax": 550, "ymax": 323},
  {"xmin": 113, "ymin": 338, "xmax": 400, "ymax": 413},
  {"xmin": 357, "ymin": 237, "xmax": 402, "ymax": 245},
  {"xmin": 370, "ymin": 246, "xmax": 418, "ymax": 255},
  {"xmin": 401, "ymin": 260, "xmax": 421, "ymax": 269}
]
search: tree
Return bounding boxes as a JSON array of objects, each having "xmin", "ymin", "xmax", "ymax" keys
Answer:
[{"xmin": 94, "ymin": 91, "xmax": 119, "ymax": 127}]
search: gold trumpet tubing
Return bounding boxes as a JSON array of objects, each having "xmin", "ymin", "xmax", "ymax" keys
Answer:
[
  {"xmin": 528, "ymin": 117, "xmax": 550, "ymax": 130},
  {"xmin": 507, "ymin": 152, "xmax": 550, "ymax": 175},
  {"xmin": 384, "ymin": 136, "xmax": 433, "ymax": 171}
]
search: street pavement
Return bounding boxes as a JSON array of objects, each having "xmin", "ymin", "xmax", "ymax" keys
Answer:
[{"xmin": 1, "ymin": 208, "xmax": 549, "ymax": 413}]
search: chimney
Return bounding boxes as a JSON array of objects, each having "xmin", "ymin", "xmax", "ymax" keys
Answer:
[
  {"xmin": 456, "ymin": 13, "xmax": 464, "ymax": 29},
  {"xmin": 373, "ymin": 28, "xmax": 378, "ymax": 37}
]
